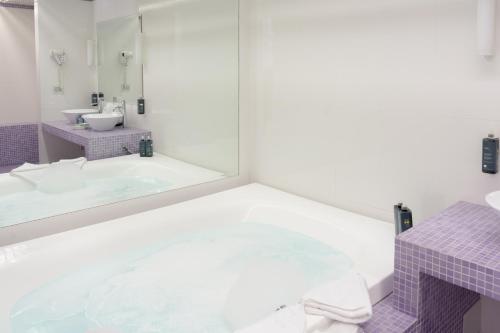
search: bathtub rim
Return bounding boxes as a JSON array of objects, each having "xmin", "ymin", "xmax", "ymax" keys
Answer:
[{"xmin": 0, "ymin": 183, "xmax": 395, "ymax": 331}]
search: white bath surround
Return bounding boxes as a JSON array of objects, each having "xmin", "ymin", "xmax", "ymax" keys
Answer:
[{"xmin": 0, "ymin": 184, "xmax": 394, "ymax": 333}]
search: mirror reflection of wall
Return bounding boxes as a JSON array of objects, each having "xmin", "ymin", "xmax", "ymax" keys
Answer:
[
  {"xmin": 0, "ymin": 0, "xmax": 239, "ymax": 229},
  {"xmin": 97, "ymin": 15, "xmax": 143, "ymax": 105},
  {"xmin": 0, "ymin": 2, "xmax": 39, "ymax": 173},
  {"xmin": 139, "ymin": 0, "xmax": 239, "ymax": 177},
  {"xmin": 37, "ymin": 0, "xmax": 96, "ymax": 163}
]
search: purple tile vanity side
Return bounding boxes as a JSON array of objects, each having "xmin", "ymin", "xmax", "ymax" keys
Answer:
[
  {"xmin": 391, "ymin": 242, "xmax": 480, "ymax": 332},
  {"xmin": 86, "ymin": 132, "xmax": 151, "ymax": 161},
  {"xmin": 415, "ymin": 273, "xmax": 479, "ymax": 332},
  {"xmin": 392, "ymin": 202, "xmax": 499, "ymax": 332},
  {"xmin": 365, "ymin": 201, "xmax": 500, "ymax": 333},
  {"xmin": 42, "ymin": 123, "xmax": 88, "ymax": 147},
  {"xmin": 0, "ymin": 123, "xmax": 39, "ymax": 167}
]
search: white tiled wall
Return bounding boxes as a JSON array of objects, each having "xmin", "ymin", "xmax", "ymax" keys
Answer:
[
  {"xmin": 244, "ymin": 0, "xmax": 500, "ymax": 330},
  {"xmin": 247, "ymin": 0, "xmax": 500, "ymax": 224}
]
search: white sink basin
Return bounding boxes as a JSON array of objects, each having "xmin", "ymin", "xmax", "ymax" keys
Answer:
[
  {"xmin": 82, "ymin": 113, "xmax": 123, "ymax": 131},
  {"xmin": 62, "ymin": 109, "xmax": 99, "ymax": 124},
  {"xmin": 485, "ymin": 191, "xmax": 500, "ymax": 212}
]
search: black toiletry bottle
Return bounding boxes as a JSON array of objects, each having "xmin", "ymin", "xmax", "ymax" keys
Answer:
[
  {"xmin": 139, "ymin": 136, "xmax": 147, "ymax": 157},
  {"xmin": 146, "ymin": 136, "xmax": 154, "ymax": 157},
  {"xmin": 394, "ymin": 203, "xmax": 413, "ymax": 235},
  {"xmin": 138, "ymin": 97, "xmax": 145, "ymax": 115},
  {"xmin": 482, "ymin": 134, "xmax": 499, "ymax": 174},
  {"xmin": 91, "ymin": 93, "xmax": 98, "ymax": 107}
]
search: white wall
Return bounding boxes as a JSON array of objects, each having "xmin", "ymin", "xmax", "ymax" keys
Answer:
[
  {"xmin": 35, "ymin": 0, "xmax": 96, "ymax": 162},
  {"xmin": 249, "ymin": 0, "xmax": 500, "ymax": 223},
  {"xmin": 0, "ymin": 6, "xmax": 38, "ymax": 124},
  {"xmin": 246, "ymin": 0, "xmax": 500, "ymax": 330},
  {"xmin": 95, "ymin": 0, "xmax": 138, "ymax": 23}
]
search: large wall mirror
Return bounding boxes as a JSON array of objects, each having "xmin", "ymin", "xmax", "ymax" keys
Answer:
[{"xmin": 0, "ymin": 0, "xmax": 239, "ymax": 228}]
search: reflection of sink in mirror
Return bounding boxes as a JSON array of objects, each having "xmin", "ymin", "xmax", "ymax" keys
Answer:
[
  {"xmin": 61, "ymin": 109, "xmax": 99, "ymax": 124},
  {"xmin": 83, "ymin": 112, "xmax": 123, "ymax": 131},
  {"xmin": 0, "ymin": 154, "xmax": 225, "ymax": 228}
]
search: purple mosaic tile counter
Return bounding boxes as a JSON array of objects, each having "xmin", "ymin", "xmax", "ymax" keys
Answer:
[
  {"xmin": 364, "ymin": 201, "xmax": 500, "ymax": 332},
  {"xmin": 0, "ymin": 123, "xmax": 39, "ymax": 170},
  {"xmin": 42, "ymin": 121, "xmax": 151, "ymax": 161}
]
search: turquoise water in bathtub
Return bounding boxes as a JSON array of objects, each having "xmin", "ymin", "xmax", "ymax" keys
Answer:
[
  {"xmin": 10, "ymin": 223, "xmax": 352, "ymax": 333},
  {"xmin": 0, "ymin": 176, "xmax": 172, "ymax": 227}
]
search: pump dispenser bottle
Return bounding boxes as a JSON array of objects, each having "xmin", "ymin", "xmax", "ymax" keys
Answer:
[
  {"xmin": 139, "ymin": 136, "xmax": 146, "ymax": 157},
  {"xmin": 146, "ymin": 136, "xmax": 153, "ymax": 157}
]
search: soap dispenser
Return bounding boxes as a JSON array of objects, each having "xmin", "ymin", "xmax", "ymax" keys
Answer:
[
  {"xmin": 146, "ymin": 136, "xmax": 154, "ymax": 157},
  {"xmin": 139, "ymin": 136, "xmax": 146, "ymax": 157},
  {"xmin": 394, "ymin": 203, "xmax": 413, "ymax": 235}
]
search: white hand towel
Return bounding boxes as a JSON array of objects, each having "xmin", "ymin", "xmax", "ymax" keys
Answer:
[
  {"xmin": 302, "ymin": 271, "xmax": 372, "ymax": 324},
  {"xmin": 55, "ymin": 157, "xmax": 87, "ymax": 168},
  {"xmin": 235, "ymin": 304, "xmax": 306, "ymax": 333},
  {"xmin": 10, "ymin": 157, "xmax": 87, "ymax": 186}
]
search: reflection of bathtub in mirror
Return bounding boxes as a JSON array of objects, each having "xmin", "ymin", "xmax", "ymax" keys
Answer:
[
  {"xmin": 0, "ymin": 154, "xmax": 225, "ymax": 228},
  {"xmin": 0, "ymin": 0, "xmax": 239, "ymax": 238}
]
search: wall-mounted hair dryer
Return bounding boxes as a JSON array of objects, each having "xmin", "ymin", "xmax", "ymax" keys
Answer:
[
  {"xmin": 51, "ymin": 49, "xmax": 66, "ymax": 66},
  {"xmin": 119, "ymin": 51, "xmax": 133, "ymax": 91},
  {"xmin": 50, "ymin": 49, "xmax": 66, "ymax": 93},
  {"xmin": 119, "ymin": 51, "xmax": 133, "ymax": 66}
]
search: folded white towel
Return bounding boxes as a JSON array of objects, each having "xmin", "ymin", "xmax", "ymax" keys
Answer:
[
  {"xmin": 234, "ymin": 305, "xmax": 365, "ymax": 333},
  {"xmin": 306, "ymin": 317, "xmax": 364, "ymax": 333},
  {"xmin": 235, "ymin": 304, "xmax": 306, "ymax": 333},
  {"xmin": 10, "ymin": 157, "xmax": 87, "ymax": 186},
  {"xmin": 302, "ymin": 271, "xmax": 372, "ymax": 325}
]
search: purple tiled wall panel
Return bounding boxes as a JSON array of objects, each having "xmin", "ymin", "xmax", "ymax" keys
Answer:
[{"xmin": 0, "ymin": 123, "xmax": 39, "ymax": 166}]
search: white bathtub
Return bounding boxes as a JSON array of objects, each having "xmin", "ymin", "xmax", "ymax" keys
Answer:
[
  {"xmin": 0, "ymin": 153, "xmax": 225, "ymax": 227},
  {"xmin": 0, "ymin": 184, "xmax": 394, "ymax": 332}
]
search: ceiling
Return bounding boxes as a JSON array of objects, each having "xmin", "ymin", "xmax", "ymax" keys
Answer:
[{"xmin": 0, "ymin": 0, "xmax": 34, "ymax": 6}]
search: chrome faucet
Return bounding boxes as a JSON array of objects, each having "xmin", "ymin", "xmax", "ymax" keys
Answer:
[
  {"xmin": 122, "ymin": 145, "xmax": 133, "ymax": 155},
  {"xmin": 112, "ymin": 97, "xmax": 127, "ymax": 128},
  {"xmin": 97, "ymin": 97, "xmax": 105, "ymax": 113}
]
